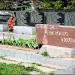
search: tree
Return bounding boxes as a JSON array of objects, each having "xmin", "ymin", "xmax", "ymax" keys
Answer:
[
  {"xmin": 39, "ymin": 0, "xmax": 53, "ymax": 9},
  {"xmin": 38, "ymin": 0, "xmax": 63, "ymax": 9},
  {"xmin": 30, "ymin": 0, "xmax": 37, "ymax": 10},
  {"xmin": 38, "ymin": 0, "xmax": 75, "ymax": 10},
  {"xmin": 0, "ymin": 0, "xmax": 75, "ymax": 10},
  {"xmin": 64, "ymin": 0, "xmax": 75, "ymax": 9},
  {"xmin": 0, "ymin": 0, "xmax": 17, "ymax": 10},
  {"xmin": 53, "ymin": 0, "xmax": 63, "ymax": 9}
]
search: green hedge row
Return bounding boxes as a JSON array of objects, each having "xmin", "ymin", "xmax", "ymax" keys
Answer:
[{"xmin": 0, "ymin": 39, "xmax": 38, "ymax": 49}]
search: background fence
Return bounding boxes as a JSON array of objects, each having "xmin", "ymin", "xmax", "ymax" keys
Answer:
[{"xmin": 5, "ymin": 10, "xmax": 75, "ymax": 26}]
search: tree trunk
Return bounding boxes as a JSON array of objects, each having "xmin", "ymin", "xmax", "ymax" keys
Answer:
[{"xmin": 31, "ymin": 0, "xmax": 37, "ymax": 10}]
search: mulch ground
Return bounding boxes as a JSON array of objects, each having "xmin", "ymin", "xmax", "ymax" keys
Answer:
[{"xmin": 0, "ymin": 44, "xmax": 38, "ymax": 53}]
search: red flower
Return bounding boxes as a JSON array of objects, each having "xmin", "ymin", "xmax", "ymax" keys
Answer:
[{"xmin": 7, "ymin": 16, "xmax": 15, "ymax": 30}]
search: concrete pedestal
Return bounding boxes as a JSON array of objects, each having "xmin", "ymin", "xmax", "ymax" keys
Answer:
[
  {"xmin": 40, "ymin": 45, "xmax": 75, "ymax": 58},
  {"xmin": 0, "ymin": 24, "xmax": 8, "ymax": 32},
  {"xmin": 13, "ymin": 26, "xmax": 36, "ymax": 35}
]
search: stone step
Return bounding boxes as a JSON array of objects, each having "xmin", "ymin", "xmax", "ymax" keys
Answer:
[
  {"xmin": 40, "ymin": 45, "xmax": 75, "ymax": 58},
  {"xmin": 0, "ymin": 56, "xmax": 75, "ymax": 74},
  {"xmin": 0, "ymin": 48, "xmax": 75, "ymax": 74},
  {"xmin": 0, "ymin": 48, "xmax": 75, "ymax": 68},
  {"xmin": 56, "ymin": 68, "xmax": 75, "ymax": 75}
]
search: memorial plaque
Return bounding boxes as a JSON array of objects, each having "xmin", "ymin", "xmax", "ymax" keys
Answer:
[{"xmin": 36, "ymin": 24, "xmax": 75, "ymax": 48}]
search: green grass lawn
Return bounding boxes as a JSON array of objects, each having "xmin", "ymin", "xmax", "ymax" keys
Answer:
[{"xmin": 0, "ymin": 63, "xmax": 40, "ymax": 75}]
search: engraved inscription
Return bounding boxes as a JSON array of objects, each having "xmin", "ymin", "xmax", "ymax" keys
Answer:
[
  {"xmin": 61, "ymin": 38, "xmax": 75, "ymax": 43},
  {"xmin": 48, "ymin": 31, "xmax": 69, "ymax": 36}
]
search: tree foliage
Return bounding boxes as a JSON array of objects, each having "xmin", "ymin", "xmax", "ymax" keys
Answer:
[
  {"xmin": 64, "ymin": 0, "xmax": 75, "ymax": 9},
  {"xmin": 39, "ymin": 0, "xmax": 75, "ymax": 10},
  {"xmin": 0, "ymin": 0, "xmax": 75, "ymax": 10},
  {"xmin": 53, "ymin": 0, "xmax": 63, "ymax": 9},
  {"xmin": 0, "ymin": 0, "xmax": 31, "ymax": 10}
]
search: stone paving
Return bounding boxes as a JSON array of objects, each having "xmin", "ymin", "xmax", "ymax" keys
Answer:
[
  {"xmin": 40, "ymin": 45, "xmax": 75, "ymax": 58},
  {"xmin": 0, "ymin": 47, "xmax": 75, "ymax": 74}
]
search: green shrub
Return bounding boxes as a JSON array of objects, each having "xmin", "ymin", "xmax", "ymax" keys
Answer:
[{"xmin": 0, "ymin": 38, "xmax": 38, "ymax": 49}]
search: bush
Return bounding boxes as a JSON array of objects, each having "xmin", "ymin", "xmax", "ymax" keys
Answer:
[{"xmin": 0, "ymin": 38, "xmax": 38, "ymax": 49}]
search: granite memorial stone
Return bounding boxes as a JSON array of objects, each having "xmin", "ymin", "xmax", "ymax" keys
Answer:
[{"xmin": 36, "ymin": 24, "xmax": 75, "ymax": 48}]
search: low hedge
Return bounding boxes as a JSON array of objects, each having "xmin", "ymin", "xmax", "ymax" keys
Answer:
[{"xmin": 0, "ymin": 38, "xmax": 38, "ymax": 49}]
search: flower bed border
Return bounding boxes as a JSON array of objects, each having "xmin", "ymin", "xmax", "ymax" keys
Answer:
[{"xmin": 0, "ymin": 44, "xmax": 38, "ymax": 53}]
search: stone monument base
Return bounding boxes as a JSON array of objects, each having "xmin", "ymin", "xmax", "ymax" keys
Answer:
[
  {"xmin": 13, "ymin": 26, "xmax": 36, "ymax": 35},
  {"xmin": 39, "ymin": 45, "xmax": 75, "ymax": 58},
  {"xmin": 0, "ymin": 24, "xmax": 8, "ymax": 32}
]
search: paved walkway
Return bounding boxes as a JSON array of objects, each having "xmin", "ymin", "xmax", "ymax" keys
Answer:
[
  {"xmin": 0, "ymin": 47, "xmax": 75, "ymax": 67},
  {"xmin": 0, "ymin": 45, "xmax": 75, "ymax": 74}
]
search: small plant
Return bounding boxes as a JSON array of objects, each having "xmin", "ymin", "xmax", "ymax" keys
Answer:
[
  {"xmin": 41, "ymin": 51, "xmax": 49, "ymax": 57},
  {"xmin": 0, "ymin": 38, "xmax": 39, "ymax": 49},
  {"xmin": 50, "ymin": 72, "xmax": 55, "ymax": 75},
  {"xmin": 32, "ymin": 62, "xmax": 42, "ymax": 66}
]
